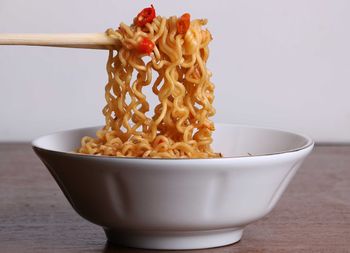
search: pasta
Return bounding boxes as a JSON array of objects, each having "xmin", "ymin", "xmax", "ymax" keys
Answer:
[{"xmin": 78, "ymin": 6, "xmax": 220, "ymax": 158}]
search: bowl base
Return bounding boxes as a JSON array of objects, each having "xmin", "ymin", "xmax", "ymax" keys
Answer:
[{"xmin": 104, "ymin": 228, "xmax": 243, "ymax": 250}]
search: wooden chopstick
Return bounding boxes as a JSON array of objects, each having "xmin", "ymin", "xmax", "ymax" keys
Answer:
[{"xmin": 0, "ymin": 33, "xmax": 121, "ymax": 50}]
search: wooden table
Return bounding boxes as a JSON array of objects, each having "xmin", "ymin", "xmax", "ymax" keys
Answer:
[{"xmin": 0, "ymin": 143, "xmax": 349, "ymax": 252}]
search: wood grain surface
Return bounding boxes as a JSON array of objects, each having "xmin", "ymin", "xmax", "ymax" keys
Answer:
[{"xmin": 0, "ymin": 144, "xmax": 349, "ymax": 253}]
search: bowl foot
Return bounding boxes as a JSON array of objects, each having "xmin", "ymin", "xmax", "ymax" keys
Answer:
[{"xmin": 104, "ymin": 228, "xmax": 243, "ymax": 250}]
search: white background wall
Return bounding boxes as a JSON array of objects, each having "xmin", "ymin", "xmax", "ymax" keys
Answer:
[{"xmin": 0, "ymin": 0, "xmax": 349, "ymax": 143}]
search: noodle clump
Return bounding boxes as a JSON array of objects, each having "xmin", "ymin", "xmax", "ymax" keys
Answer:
[{"xmin": 78, "ymin": 7, "xmax": 220, "ymax": 158}]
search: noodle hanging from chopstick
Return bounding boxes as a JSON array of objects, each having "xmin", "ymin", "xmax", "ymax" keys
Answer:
[{"xmin": 78, "ymin": 10, "xmax": 220, "ymax": 158}]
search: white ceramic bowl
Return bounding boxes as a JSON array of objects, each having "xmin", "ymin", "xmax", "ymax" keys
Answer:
[{"xmin": 32, "ymin": 123, "xmax": 313, "ymax": 250}]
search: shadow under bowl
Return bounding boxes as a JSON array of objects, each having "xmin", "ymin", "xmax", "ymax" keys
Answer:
[{"xmin": 32, "ymin": 123, "xmax": 313, "ymax": 250}]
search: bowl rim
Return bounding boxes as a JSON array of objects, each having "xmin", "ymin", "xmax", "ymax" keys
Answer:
[{"xmin": 32, "ymin": 123, "xmax": 314, "ymax": 161}]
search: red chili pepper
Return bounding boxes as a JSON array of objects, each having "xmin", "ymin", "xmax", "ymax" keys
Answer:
[
  {"xmin": 177, "ymin": 13, "xmax": 191, "ymax": 34},
  {"xmin": 138, "ymin": 37, "xmax": 154, "ymax": 55},
  {"xmin": 134, "ymin": 5, "xmax": 156, "ymax": 27}
]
